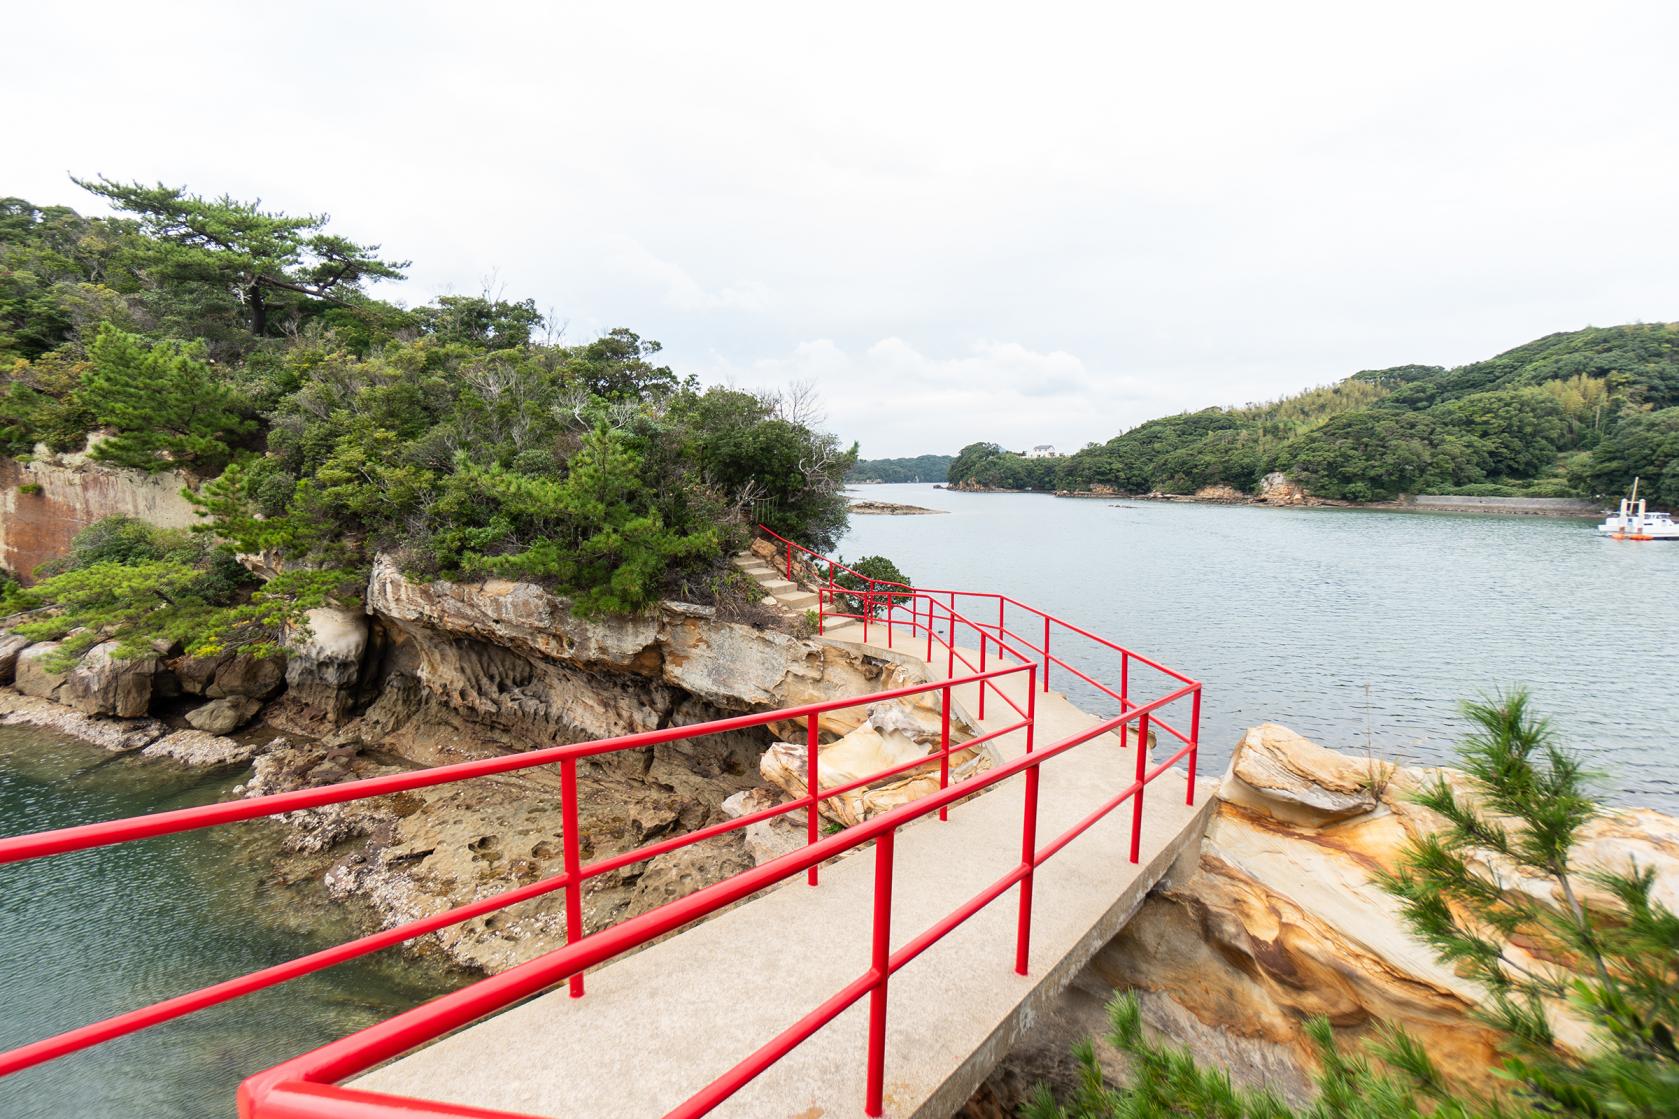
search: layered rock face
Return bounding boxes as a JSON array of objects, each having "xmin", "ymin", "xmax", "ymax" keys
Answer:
[
  {"xmin": 1086, "ymin": 724, "xmax": 1679, "ymax": 1098},
  {"xmin": 0, "ymin": 448, "xmax": 199, "ymax": 584},
  {"xmin": 243, "ymin": 558, "xmax": 944, "ymax": 971}
]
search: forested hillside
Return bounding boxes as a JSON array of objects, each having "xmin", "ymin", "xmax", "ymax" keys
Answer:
[
  {"xmin": 0, "ymin": 180, "xmax": 854, "ymax": 651},
  {"xmin": 848, "ymin": 454, "xmax": 953, "ymax": 483},
  {"xmin": 948, "ymin": 325, "xmax": 1679, "ymax": 504}
]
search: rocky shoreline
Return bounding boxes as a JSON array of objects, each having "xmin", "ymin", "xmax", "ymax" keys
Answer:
[
  {"xmin": 949, "ymin": 474, "xmax": 1600, "ymax": 518},
  {"xmin": 0, "ymin": 556, "xmax": 981, "ymax": 973}
]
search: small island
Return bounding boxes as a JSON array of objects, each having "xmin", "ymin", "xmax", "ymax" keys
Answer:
[{"xmin": 848, "ymin": 498, "xmax": 946, "ymax": 515}]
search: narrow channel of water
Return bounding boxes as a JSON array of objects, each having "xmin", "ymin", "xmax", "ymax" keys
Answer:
[
  {"xmin": 0, "ymin": 728, "xmax": 454, "ymax": 1118},
  {"xmin": 838, "ymin": 485, "xmax": 1679, "ymax": 812}
]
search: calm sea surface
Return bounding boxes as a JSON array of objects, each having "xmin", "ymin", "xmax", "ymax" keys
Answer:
[{"xmin": 839, "ymin": 484, "xmax": 1679, "ymax": 812}]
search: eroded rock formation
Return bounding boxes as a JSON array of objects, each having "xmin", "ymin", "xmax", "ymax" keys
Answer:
[{"xmin": 1086, "ymin": 724, "xmax": 1677, "ymax": 1098}]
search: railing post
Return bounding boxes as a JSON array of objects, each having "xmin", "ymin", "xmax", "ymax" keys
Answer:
[
  {"xmin": 807, "ymin": 715, "xmax": 821, "ymax": 885},
  {"xmin": 560, "ymin": 757, "xmax": 585, "ymax": 997},
  {"xmin": 977, "ymin": 631, "xmax": 987, "ymax": 721},
  {"xmin": 938, "ymin": 685, "xmax": 952, "ymax": 822},
  {"xmin": 925, "ymin": 595, "xmax": 933, "ymax": 662},
  {"xmin": 885, "ymin": 589, "xmax": 894, "ymax": 650},
  {"xmin": 1025, "ymin": 664, "xmax": 1036, "ymax": 754},
  {"xmin": 865, "ymin": 829, "xmax": 896, "ymax": 1118},
  {"xmin": 1130, "ymin": 713, "xmax": 1150, "ymax": 864},
  {"xmin": 861, "ymin": 587, "xmax": 870, "ymax": 644},
  {"xmin": 1119, "ymin": 651, "xmax": 1130, "ymax": 747},
  {"xmin": 997, "ymin": 598, "xmax": 1006, "ymax": 659},
  {"xmin": 786, "ymin": 540, "xmax": 793, "ymax": 581},
  {"xmin": 1042, "ymin": 615, "xmax": 1051, "ymax": 694},
  {"xmin": 1015, "ymin": 757, "xmax": 1039, "ymax": 976},
  {"xmin": 817, "ymin": 588, "xmax": 825, "ymax": 636},
  {"xmin": 1187, "ymin": 686, "xmax": 1202, "ymax": 806}
]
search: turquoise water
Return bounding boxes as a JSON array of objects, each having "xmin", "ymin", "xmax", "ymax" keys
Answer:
[
  {"xmin": 839, "ymin": 485, "xmax": 1679, "ymax": 811},
  {"xmin": 0, "ymin": 729, "xmax": 453, "ymax": 1118}
]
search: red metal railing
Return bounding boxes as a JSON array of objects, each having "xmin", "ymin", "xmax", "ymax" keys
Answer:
[
  {"xmin": 0, "ymin": 529, "xmax": 1203, "ymax": 1119},
  {"xmin": 790, "ymin": 527, "xmax": 1201, "ymax": 786},
  {"xmin": 0, "ymin": 665, "xmax": 1023, "ymax": 1078}
]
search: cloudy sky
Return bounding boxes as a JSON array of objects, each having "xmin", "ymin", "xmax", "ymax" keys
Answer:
[{"xmin": 11, "ymin": 1, "xmax": 1679, "ymax": 456}]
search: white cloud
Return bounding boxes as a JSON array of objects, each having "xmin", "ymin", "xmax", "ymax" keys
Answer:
[
  {"xmin": 9, "ymin": 1, "xmax": 1679, "ymax": 458},
  {"xmin": 702, "ymin": 338, "xmax": 1171, "ymax": 456},
  {"xmin": 607, "ymin": 240, "xmax": 770, "ymax": 313}
]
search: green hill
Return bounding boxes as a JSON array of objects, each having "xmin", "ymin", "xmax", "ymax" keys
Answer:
[
  {"xmin": 848, "ymin": 454, "xmax": 954, "ymax": 483},
  {"xmin": 948, "ymin": 324, "xmax": 1679, "ymax": 505}
]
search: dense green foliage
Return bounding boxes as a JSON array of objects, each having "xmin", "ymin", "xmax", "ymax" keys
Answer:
[
  {"xmin": 1, "ymin": 181, "xmax": 855, "ymax": 619},
  {"xmin": 1029, "ymin": 692, "xmax": 1679, "ymax": 1119},
  {"xmin": 848, "ymin": 454, "xmax": 954, "ymax": 483},
  {"xmin": 947, "ymin": 326, "xmax": 1679, "ymax": 502},
  {"xmin": 0, "ymin": 518, "xmax": 350, "ymax": 668}
]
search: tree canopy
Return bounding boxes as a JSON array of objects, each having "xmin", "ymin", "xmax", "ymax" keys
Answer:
[
  {"xmin": 0, "ymin": 178, "xmax": 855, "ymax": 621},
  {"xmin": 945, "ymin": 325, "xmax": 1679, "ymax": 502}
]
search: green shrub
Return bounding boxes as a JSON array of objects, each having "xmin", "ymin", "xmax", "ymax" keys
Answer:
[{"xmin": 831, "ymin": 555, "xmax": 912, "ymax": 619}]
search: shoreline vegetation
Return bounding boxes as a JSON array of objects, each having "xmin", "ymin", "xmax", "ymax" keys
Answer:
[
  {"xmin": 929, "ymin": 481, "xmax": 1602, "ymax": 517},
  {"xmin": 935, "ymin": 323, "xmax": 1679, "ymax": 510}
]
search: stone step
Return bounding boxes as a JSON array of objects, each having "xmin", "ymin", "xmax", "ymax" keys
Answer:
[
  {"xmin": 776, "ymin": 591, "xmax": 819, "ymax": 611},
  {"xmin": 758, "ymin": 578, "xmax": 796, "ymax": 593}
]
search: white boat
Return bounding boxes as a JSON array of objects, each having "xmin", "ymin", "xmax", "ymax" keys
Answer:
[{"xmin": 1598, "ymin": 478, "xmax": 1679, "ymax": 541}]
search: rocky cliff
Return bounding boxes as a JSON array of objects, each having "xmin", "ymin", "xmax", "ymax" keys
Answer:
[
  {"xmin": 967, "ymin": 724, "xmax": 1679, "ymax": 1112},
  {"xmin": 1, "ymin": 551, "xmax": 961, "ymax": 970},
  {"xmin": 0, "ymin": 447, "xmax": 199, "ymax": 582}
]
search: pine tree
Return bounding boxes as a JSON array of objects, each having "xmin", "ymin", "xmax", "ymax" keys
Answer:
[{"xmin": 81, "ymin": 324, "xmax": 253, "ymax": 472}]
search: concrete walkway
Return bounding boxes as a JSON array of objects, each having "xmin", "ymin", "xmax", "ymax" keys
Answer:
[{"xmin": 355, "ymin": 594, "xmax": 1216, "ymax": 1118}]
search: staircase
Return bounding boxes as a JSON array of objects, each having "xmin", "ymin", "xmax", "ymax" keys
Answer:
[{"xmin": 733, "ymin": 549, "xmax": 820, "ymax": 613}]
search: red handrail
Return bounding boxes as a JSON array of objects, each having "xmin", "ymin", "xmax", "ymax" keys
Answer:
[
  {"xmin": 0, "ymin": 662, "xmax": 1029, "ymax": 1080},
  {"xmin": 235, "ymin": 674, "xmax": 1198, "ymax": 1119}
]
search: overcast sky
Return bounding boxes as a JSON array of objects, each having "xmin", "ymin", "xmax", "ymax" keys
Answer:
[{"xmin": 11, "ymin": 1, "xmax": 1679, "ymax": 457}]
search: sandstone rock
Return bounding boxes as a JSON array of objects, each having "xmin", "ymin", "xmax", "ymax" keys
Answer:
[
  {"xmin": 263, "ymin": 558, "xmax": 962, "ymax": 973},
  {"xmin": 364, "ymin": 553, "xmax": 931, "ymax": 726},
  {"xmin": 61, "ymin": 640, "xmax": 159, "ymax": 718},
  {"xmin": 721, "ymin": 786, "xmax": 805, "ymax": 866},
  {"xmin": 14, "ymin": 642, "xmax": 70, "ymax": 700},
  {"xmin": 141, "ymin": 729, "xmax": 260, "ymax": 767},
  {"xmin": 1256, "ymin": 471, "xmax": 1311, "ymax": 505},
  {"xmin": 284, "ymin": 607, "xmax": 369, "ymax": 724},
  {"xmin": 759, "ymin": 699, "xmax": 998, "ymax": 826},
  {"xmin": 207, "ymin": 652, "xmax": 288, "ymax": 700},
  {"xmin": 186, "ymin": 695, "xmax": 263, "ymax": 734},
  {"xmin": 0, "ymin": 633, "xmax": 30, "ymax": 684},
  {"xmin": 1101, "ymin": 725, "xmax": 1679, "ymax": 1098},
  {"xmin": 1225, "ymin": 723, "xmax": 1379, "ymax": 823},
  {"xmin": 173, "ymin": 651, "xmax": 229, "ymax": 696},
  {"xmin": 0, "ymin": 689, "xmax": 168, "ymax": 750}
]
